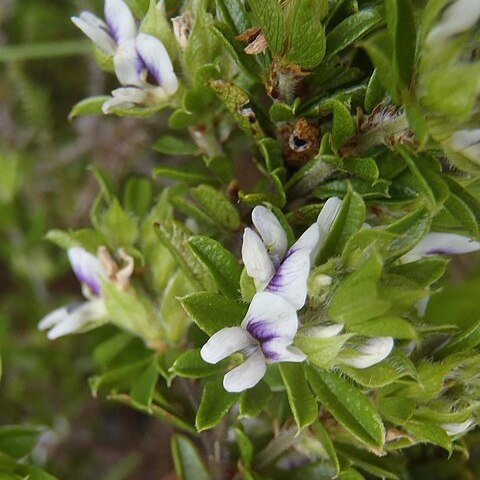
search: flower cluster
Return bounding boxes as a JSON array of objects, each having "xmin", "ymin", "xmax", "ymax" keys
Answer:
[
  {"xmin": 201, "ymin": 198, "xmax": 341, "ymax": 392},
  {"xmin": 72, "ymin": 0, "xmax": 178, "ymax": 112}
]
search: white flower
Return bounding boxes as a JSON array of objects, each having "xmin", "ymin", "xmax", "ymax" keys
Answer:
[
  {"xmin": 71, "ymin": 0, "xmax": 137, "ymax": 56},
  {"xmin": 441, "ymin": 419, "xmax": 474, "ymax": 436},
  {"xmin": 102, "ymin": 33, "xmax": 178, "ymax": 112},
  {"xmin": 450, "ymin": 129, "xmax": 480, "ymax": 163},
  {"xmin": 304, "ymin": 323, "xmax": 344, "ymax": 338},
  {"xmin": 426, "ymin": 0, "xmax": 480, "ymax": 46},
  {"xmin": 242, "ymin": 198, "xmax": 341, "ymax": 310},
  {"xmin": 38, "ymin": 247, "xmax": 134, "ymax": 339},
  {"xmin": 401, "ymin": 232, "xmax": 480, "ymax": 263},
  {"xmin": 341, "ymin": 337, "xmax": 394, "ymax": 369},
  {"xmin": 201, "ymin": 292, "xmax": 306, "ymax": 392}
]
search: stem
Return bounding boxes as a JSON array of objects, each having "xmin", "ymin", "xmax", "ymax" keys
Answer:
[
  {"xmin": 0, "ymin": 40, "xmax": 91, "ymax": 62},
  {"xmin": 200, "ymin": 418, "xmax": 228, "ymax": 480}
]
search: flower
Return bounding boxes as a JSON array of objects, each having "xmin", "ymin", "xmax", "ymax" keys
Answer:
[
  {"xmin": 441, "ymin": 419, "xmax": 474, "ymax": 436},
  {"xmin": 38, "ymin": 246, "xmax": 133, "ymax": 339},
  {"xmin": 426, "ymin": 0, "xmax": 480, "ymax": 46},
  {"xmin": 450, "ymin": 129, "xmax": 480, "ymax": 163},
  {"xmin": 242, "ymin": 197, "xmax": 341, "ymax": 310},
  {"xmin": 71, "ymin": 0, "xmax": 137, "ymax": 56},
  {"xmin": 340, "ymin": 337, "xmax": 394, "ymax": 369},
  {"xmin": 201, "ymin": 292, "xmax": 306, "ymax": 392},
  {"xmin": 401, "ymin": 232, "xmax": 480, "ymax": 263},
  {"xmin": 102, "ymin": 33, "xmax": 179, "ymax": 112}
]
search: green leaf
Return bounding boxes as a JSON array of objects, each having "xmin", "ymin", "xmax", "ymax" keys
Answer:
[
  {"xmin": 181, "ymin": 292, "xmax": 247, "ymax": 335},
  {"xmin": 155, "ymin": 220, "xmax": 215, "ymax": 291},
  {"xmin": 188, "ymin": 236, "xmax": 242, "ymax": 300},
  {"xmin": 314, "ymin": 421, "xmax": 340, "ymax": 474},
  {"xmin": 216, "ymin": 0, "xmax": 250, "ymax": 34},
  {"xmin": 153, "ymin": 136, "xmax": 197, "ymax": 155},
  {"xmin": 235, "ymin": 428, "xmax": 254, "ymax": 467},
  {"xmin": 248, "ymin": 0, "xmax": 286, "ymax": 54},
  {"xmin": 171, "ymin": 434, "xmax": 210, "ymax": 480},
  {"xmin": 347, "ymin": 316, "xmax": 416, "ymax": 339},
  {"xmin": 168, "ymin": 108, "xmax": 202, "ymax": 129},
  {"xmin": 388, "ymin": 257, "xmax": 448, "ymax": 287},
  {"xmin": 140, "ymin": 0, "xmax": 177, "ymax": 57},
  {"xmin": 436, "ymin": 319, "xmax": 480, "ymax": 358},
  {"xmin": 171, "ymin": 349, "xmax": 227, "ymax": 378},
  {"xmin": 377, "ymin": 395, "xmax": 415, "ymax": 423},
  {"xmin": 384, "ymin": 0, "xmax": 416, "ymax": 89},
  {"xmin": 364, "ymin": 69, "xmax": 385, "ymax": 113},
  {"xmin": 294, "ymin": 333, "xmax": 352, "ymax": 368},
  {"xmin": 129, "ymin": 362, "xmax": 159, "ymax": 410},
  {"xmin": 99, "ymin": 198, "xmax": 139, "ymax": 248},
  {"xmin": 318, "ymin": 190, "xmax": 366, "ymax": 263},
  {"xmin": 325, "ymin": 7, "xmax": 383, "ymax": 59},
  {"xmin": 279, "ymin": 363, "xmax": 318, "ymax": 430},
  {"xmin": 68, "ymin": 95, "xmax": 110, "ymax": 120},
  {"xmin": 329, "ymin": 253, "xmax": 390, "ymax": 325},
  {"xmin": 153, "ymin": 166, "xmax": 216, "ymax": 185},
  {"xmin": 191, "ymin": 185, "xmax": 241, "ymax": 230},
  {"xmin": 93, "ymin": 333, "xmax": 133, "ymax": 367},
  {"xmin": 123, "ymin": 177, "xmax": 152, "ymax": 217},
  {"xmin": 239, "ymin": 380, "xmax": 271, "ymax": 417},
  {"xmin": 0, "ymin": 425, "xmax": 44, "ymax": 459},
  {"xmin": 196, "ymin": 378, "xmax": 240, "ymax": 431},
  {"xmin": 321, "ymin": 99, "xmax": 355, "ymax": 151},
  {"xmin": 307, "ymin": 367, "xmax": 385, "ymax": 448},
  {"xmin": 285, "ymin": 0, "xmax": 326, "ymax": 68},
  {"xmin": 404, "ymin": 422, "xmax": 452, "ymax": 452},
  {"xmin": 339, "ymin": 469, "xmax": 366, "ymax": 480}
]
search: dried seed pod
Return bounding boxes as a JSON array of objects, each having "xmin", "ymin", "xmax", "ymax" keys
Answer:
[{"xmin": 283, "ymin": 118, "xmax": 320, "ymax": 168}]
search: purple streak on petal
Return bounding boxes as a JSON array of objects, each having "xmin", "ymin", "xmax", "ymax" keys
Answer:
[
  {"xmin": 261, "ymin": 343, "xmax": 281, "ymax": 360},
  {"xmin": 66, "ymin": 302, "xmax": 84, "ymax": 314},
  {"xmin": 71, "ymin": 266, "xmax": 102, "ymax": 296},
  {"xmin": 137, "ymin": 49, "xmax": 162, "ymax": 86},
  {"xmin": 246, "ymin": 318, "xmax": 276, "ymax": 344}
]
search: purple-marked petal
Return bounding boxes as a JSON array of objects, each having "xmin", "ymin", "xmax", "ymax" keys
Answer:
[
  {"xmin": 242, "ymin": 228, "xmax": 275, "ymax": 289},
  {"xmin": 102, "ymin": 86, "xmax": 147, "ymax": 112},
  {"xmin": 67, "ymin": 247, "xmax": 107, "ymax": 297},
  {"xmin": 265, "ymin": 248, "xmax": 311, "ymax": 310},
  {"xmin": 223, "ymin": 349, "xmax": 266, "ymax": 392},
  {"xmin": 200, "ymin": 327, "xmax": 252, "ymax": 364},
  {"xmin": 71, "ymin": 13, "xmax": 116, "ymax": 55},
  {"xmin": 114, "ymin": 39, "xmax": 143, "ymax": 86},
  {"xmin": 136, "ymin": 33, "xmax": 178, "ymax": 95},
  {"xmin": 252, "ymin": 206, "xmax": 288, "ymax": 265},
  {"xmin": 404, "ymin": 232, "xmax": 480, "ymax": 262},
  {"xmin": 242, "ymin": 292, "xmax": 298, "ymax": 343},
  {"xmin": 427, "ymin": 0, "xmax": 480, "ymax": 45},
  {"xmin": 262, "ymin": 339, "xmax": 306, "ymax": 362},
  {"xmin": 104, "ymin": 0, "xmax": 137, "ymax": 45}
]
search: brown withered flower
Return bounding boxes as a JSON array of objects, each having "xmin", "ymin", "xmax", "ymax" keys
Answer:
[
  {"xmin": 282, "ymin": 118, "xmax": 320, "ymax": 168},
  {"xmin": 236, "ymin": 27, "xmax": 268, "ymax": 55}
]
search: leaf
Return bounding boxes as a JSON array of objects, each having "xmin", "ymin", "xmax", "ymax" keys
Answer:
[
  {"xmin": 99, "ymin": 198, "xmax": 139, "ymax": 248},
  {"xmin": 384, "ymin": 0, "xmax": 416, "ymax": 89},
  {"xmin": 388, "ymin": 257, "xmax": 448, "ymax": 287},
  {"xmin": 216, "ymin": 0, "xmax": 250, "ymax": 34},
  {"xmin": 329, "ymin": 253, "xmax": 390, "ymax": 325},
  {"xmin": 181, "ymin": 292, "xmax": 247, "ymax": 335},
  {"xmin": 123, "ymin": 177, "xmax": 152, "ymax": 217},
  {"xmin": 140, "ymin": 0, "xmax": 177, "ymax": 57},
  {"xmin": 248, "ymin": 0, "xmax": 286, "ymax": 54},
  {"xmin": 285, "ymin": 0, "xmax": 326, "ymax": 68},
  {"xmin": 171, "ymin": 434, "xmax": 210, "ymax": 480},
  {"xmin": 279, "ymin": 363, "xmax": 318, "ymax": 430},
  {"xmin": 129, "ymin": 362, "xmax": 159, "ymax": 410},
  {"xmin": 325, "ymin": 7, "xmax": 383, "ymax": 59},
  {"xmin": 294, "ymin": 333, "xmax": 353, "ymax": 368},
  {"xmin": 364, "ymin": 69, "xmax": 385, "ymax": 113},
  {"xmin": 321, "ymin": 99, "xmax": 355, "ymax": 151},
  {"xmin": 190, "ymin": 185, "xmax": 241, "ymax": 230},
  {"xmin": 188, "ymin": 236, "xmax": 242, "ymax": 300},
  {"xmin": 0, "ymin": 425, "xmax": 44, "ymax": 459},
  {"xmin": 68, "ymin": 95, "xmax": 110, "ymax": 120},
  {"xmin": 153, "ymin": 136, "xmax": 197, "ymax": 155},
  {"xmin": 153, "ymin": 166, "xmax": 216, "ymax": 185},
  {"xmin": 404, "ymin": 422, "xmax": 452, "ymax": 452},
  {"xmin": 196, "ymin": 377, "xmax": 240, "ymax": 431},
  {"xmin": 171, "ymin": 349, "xmax": 227, "ymax": 378},
  {"xmin": 339, "ymin": 469, "xmax": 366, "ymax": 480},
  {"xmin": 239, "ymin": 380, "xmax": 271, "ymax": 417},
  {"xmin": 314, "ymin": 421, "xmax": 340, "ymax": 474},
  {"xmin": 235, "ymin": 428, "xmax": 254, "ymax": 467},
  {"xmin": 347, "ymin": 316, "xmax": 416, "ymax": 339},
  {"xmin": 307, "ymin": 367, "xmax": 385, "ymax": 448},
  {"xmin": 155, "ymin": 220, "xmax": 215, "ymax": 291}
]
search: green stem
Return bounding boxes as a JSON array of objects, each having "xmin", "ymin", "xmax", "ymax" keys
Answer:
[{"xmin": 0, "ymin": 40, "xmax": 91, "ymax": 62}]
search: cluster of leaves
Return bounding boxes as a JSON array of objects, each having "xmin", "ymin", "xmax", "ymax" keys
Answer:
[{"xmin": 3, "ymin": 0, "xmax": 480, "ymax": 478}]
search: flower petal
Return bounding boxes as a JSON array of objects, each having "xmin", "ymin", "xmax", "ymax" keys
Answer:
[
  {"xmin": 427, "ymin": 0, "xmax": 480, "ymax": 45},
  {"xmin": 342, "ymin": 337, "xmax": 394, "ymax": 369},
  {"xmin": 39, "ymin": 300, "xmax": 107, "ymax": 339},
  {"xmin": 114, "ymin": 39, "xmax": 143, "ymax": 86},
  {"xmin": 135, "ymin": 33, "xmax": 178, "ymax": 95},
  {"xmin": 71, "ymin": 12, "xmax": 116, "ymax": 55},
  {"xmin": 223, "ymin": 349, "xmax": 266, "ymax": 392},
  {"xmin": 104, "ymin": 0, "xmax": 137, "ymax": 45},
  {"xmin": 317, "ymin": 197, "xmax": 342, "ymax": 244},
  {"xmin": 441, "ymin": 420, "xmax": 473, "ymax": 436},
  {"xmin": 305, "ymin": 323, "xmax": 344, "ymax": 338},
  {"xmin": 451, "ymin": 129, "xmax": 480, "ymax": 162},
  {"xmin": 265, "ymin": 248, "xmax": 311, "ymax": 310},
  {"xmin": 67, "ymin": 247, "xmax": 107, "ymax": 297},
  {"xmin": 262, "ymin": 339, "xmax": 306, "ymax": 362},
  {"xmin": 251, "ymin": 206, "xmax": 288, "ymax": 265},
  {"xmin": 403, "ymin": 232, "xmax": 480, "ymax": 262},
  {"xmin": 200, "ymin": 327, "xmax": 252, "ymax": 364},
  {"xmin": 102, "ymin": 86, "xmax": 147, "ymax": 112},
  {"xmin": 242, "ymin": 291, "xmax": 298, "ymax": 343},
  {"xmin": 242, "ymin": 228, "xmax": 275, "ymax": 289}
]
